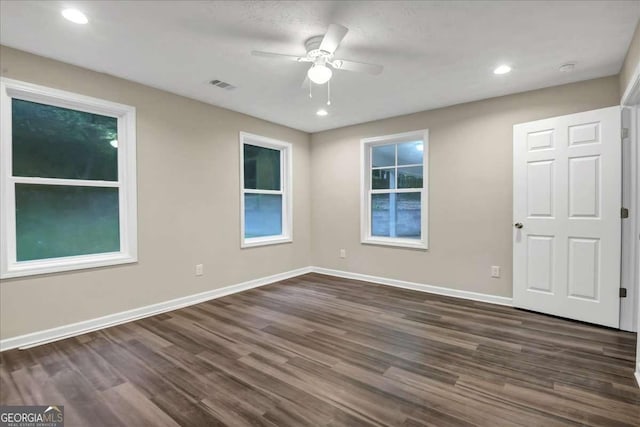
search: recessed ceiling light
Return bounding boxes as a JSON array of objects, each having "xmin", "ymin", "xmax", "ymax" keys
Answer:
[
  {"xmin": 559, "ymin": 63, "xmax": 575, "ymax": 73},
  {"xmin": 62, "ymin": 8, "xmax": 88, "ymax": 25},
  {"xmin": 493, "ymin": 64, "xmax": 511, "ymax": 75},
  {"xmin": 316, "ymin": 109, "xmax": 328, "ymax": 116}
]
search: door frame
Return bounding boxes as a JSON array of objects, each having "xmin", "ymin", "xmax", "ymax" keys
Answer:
[{"xmin": 621, "ymin": 65, "xmax": 640, "ymax": 335}]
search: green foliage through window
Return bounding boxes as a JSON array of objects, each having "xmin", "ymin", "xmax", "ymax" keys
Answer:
[
  {"xmin": 12, "ymin": 99, "xmax": 118, "ymax": 181},
  {"xmin": 15, "ymin": 184, "xmax": 120, "ymax": 261}
]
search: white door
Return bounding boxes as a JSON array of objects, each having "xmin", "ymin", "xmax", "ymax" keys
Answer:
[{"xmin": 513, "ymin": 106, "xmax": 621, "ymax": 328}]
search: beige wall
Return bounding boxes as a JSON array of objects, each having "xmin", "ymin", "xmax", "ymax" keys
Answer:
[
  {"xmin": 621, "ymin": 21, "xmax": 640, "ymax": 96},
  {"xmin": 0, "ymin": 46, "xmax": 311, "ymax": 339},
  {"xmin": 310, "ymin": 77, "xmax": 620, "ymax": 298}
]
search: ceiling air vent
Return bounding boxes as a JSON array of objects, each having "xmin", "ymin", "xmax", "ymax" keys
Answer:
[{"xmin": 209, "ymin": 79, "xmax": 236, "ymax": 90}]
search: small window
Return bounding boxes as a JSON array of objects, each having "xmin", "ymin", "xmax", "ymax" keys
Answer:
[
  {"xmin": 0, "ymin": 78, "xmax": 137, "ymax": 278},
  {"xmin": 361, "ymin": 130, "xmax": 428, "ymax": 249},
  {"xmin": 240, "ymin": 132, "xmax": 292, "ymax": 248}
]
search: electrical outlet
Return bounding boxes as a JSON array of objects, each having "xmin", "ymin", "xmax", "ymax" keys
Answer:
[
  {"xmin": 491, "ymin": 266, "xmax": 500, "ymax": 278},
  {"xmin": 339, "ymin": 248, "xmax": 347, "ymax": 258},
  {"xmin": 195, "ymin": 264, "xmax": 204, "ymax": 276}
]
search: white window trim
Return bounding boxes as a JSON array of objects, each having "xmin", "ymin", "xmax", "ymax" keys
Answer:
[
  {"xmin": 239, "ymin": 131, "xmax": 293, "ymax": 248},
  {"xmin": 0, "ymin": 78, "xmax": 138, "ymax": 279},
  {"xmin": 360, "ymin": 129, "xmax": 429, "ymax": 250}
]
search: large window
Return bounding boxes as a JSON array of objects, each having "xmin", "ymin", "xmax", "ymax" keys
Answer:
[
  {"xmin": 361, "ymin": 129, "xmax": 429, "ymax": 249},
  {"xmin": 240, "ymin": 132, "xmax": 292, "ymax": 248},
  {"xmin": 0, "ymin": 78, "xmax": 137, "ymax": 278}
]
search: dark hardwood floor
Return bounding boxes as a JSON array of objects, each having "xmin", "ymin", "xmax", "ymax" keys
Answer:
[{"xmin": 1, "ymin": 273, "xmax": 638, "ymax": 426}]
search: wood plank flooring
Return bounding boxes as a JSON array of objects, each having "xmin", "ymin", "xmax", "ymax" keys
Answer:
[{"xmin": 1, "ymin": 273, "xmax": 638, "ymax": 426}]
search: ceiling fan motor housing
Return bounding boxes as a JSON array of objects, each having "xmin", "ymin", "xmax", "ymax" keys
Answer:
[{"xmin": 305, "ymin": 35, "xmax": 332, "ymax": 60}]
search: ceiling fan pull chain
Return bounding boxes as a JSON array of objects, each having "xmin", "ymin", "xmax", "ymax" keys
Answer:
[
  {"xmin": 309, "ymin": 81, "xmax": 312, "ymax": 98},
  {"xmin": 327, "ymin": 79, "xmax": 331, "ymax": 105}
]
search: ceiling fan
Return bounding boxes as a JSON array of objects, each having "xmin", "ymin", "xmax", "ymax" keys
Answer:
[{"xmin": 251, "ymin": 24, "xmax": 383, "ymax": 86}]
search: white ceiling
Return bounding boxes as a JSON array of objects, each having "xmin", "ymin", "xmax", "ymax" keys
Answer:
[{"xmin": 1, "ymin": 1, "xmax": 639, "ymax": 133}]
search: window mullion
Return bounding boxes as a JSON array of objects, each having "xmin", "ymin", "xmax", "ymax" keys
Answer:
[
  {"xmin": 369, "ymin": 144, "xmax": 373, "ymax": 191},
  {"xmin": 390, "ymin": 188, "xmax": 421, "ymax": 193},
  {"xmin": 395, "ymin": 163, "xmax": 423, "ymax": 168},
  {"xmin": 394, "ymin": 144, "xmax": 399, "ymax": 190},
  {"xmin": 243, "ymin": 189, "xmax": 283, "ymax": 195},
  {"xmin": 10, "ymin": 176, "xmax": 121, "ymax": 188}
]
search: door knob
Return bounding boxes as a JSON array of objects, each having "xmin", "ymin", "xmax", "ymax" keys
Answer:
[{"xmin": 514, "ymin": 222, "xmax": 523, "ymax": 229}]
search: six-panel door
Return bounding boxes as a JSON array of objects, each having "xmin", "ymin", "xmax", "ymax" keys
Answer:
[{"xmin": 513, "ymin": 106, "xmax": 621, "ymax": 328}]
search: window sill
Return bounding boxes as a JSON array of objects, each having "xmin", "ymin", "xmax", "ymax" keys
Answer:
[
  {"xmin": 241, "ymin": 235, "xmax": 292, "ymax": 249},
  {"xmin": 0, "ymin": 252, "xmax": 137, "ymax": 279},
  {"xmin": 361, "ymin": 237, "xmax": 428, "ymax": 250}
]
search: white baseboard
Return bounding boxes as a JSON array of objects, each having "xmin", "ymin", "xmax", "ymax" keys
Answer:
[
  {"xmin": 635, "ymin": 371, "xmax": 640, "ymax": 388},
  {"xmin": 0, "ymin": 266, "xmax": 313, "ymax": 352},
  {"xmin": 310, "ymin": 267, "xmax": 513, "ymax": 306},
  {"xmin": 1, "ymin": 265, "xmax": 513, "ymax": 352}
]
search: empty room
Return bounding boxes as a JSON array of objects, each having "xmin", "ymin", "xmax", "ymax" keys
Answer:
[{"xmin": 1, "ymin": 1, "xmax": 640, "ymax": 426}]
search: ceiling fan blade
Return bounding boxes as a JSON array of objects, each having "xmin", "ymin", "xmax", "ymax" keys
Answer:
[
  {"xmin": 319, "ymin": 24, "xmax": 348, "ymax": 54},
  {"xmin": 251, "ymin": 51, "xmax": 308, "ymax": 62},
  {"xmin": 332, "ymin": 59, "xmax": 383, "ymax": 75}
]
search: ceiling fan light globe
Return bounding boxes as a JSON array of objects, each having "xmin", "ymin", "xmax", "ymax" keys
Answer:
[{"xmin": 307, "ymin": 64, "xmax": 332, "ymax": 84}]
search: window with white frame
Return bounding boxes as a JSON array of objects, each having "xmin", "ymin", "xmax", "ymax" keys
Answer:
[
  {"xmin": 0, "ymin": 78, "xmax": 137, "ymax": 278},
  {"xmin": 361, "ymin": 129, "xmax": 429, "ymax": 249},
  {"xmin": 240, "ymin": 132, "xmax": 292, "ymax": 248}
]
